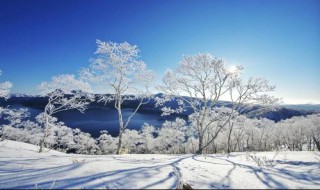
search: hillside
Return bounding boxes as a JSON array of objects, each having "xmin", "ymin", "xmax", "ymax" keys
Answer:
[{"xmin": 0, "ymin": 140, "xmax": 319, "ymax": 189}]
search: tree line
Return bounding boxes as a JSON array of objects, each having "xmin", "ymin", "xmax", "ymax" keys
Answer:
[{"xmin": 1, "ymin": 109, "xmax": 319, "ymax": 154}]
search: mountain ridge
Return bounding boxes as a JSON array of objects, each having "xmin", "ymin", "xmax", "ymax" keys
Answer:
[{"xmin": 1, "ymin": 94, "xmax": 319, "ymax": 122}]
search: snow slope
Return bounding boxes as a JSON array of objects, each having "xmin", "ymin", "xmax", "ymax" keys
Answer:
[{"xmin": 0, "ymin": 140, "xmax": 319, "ymax": 189}]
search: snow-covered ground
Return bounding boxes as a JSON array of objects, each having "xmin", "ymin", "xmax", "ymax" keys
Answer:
[{"xmin": 0, "ymin": 140, "xmax": 319, "ymax": 189}]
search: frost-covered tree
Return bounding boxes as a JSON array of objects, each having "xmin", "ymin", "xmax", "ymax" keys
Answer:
[
  {"xmin": 155, "ymin": 118, "xmax": 187, "ymax": 154},
  {"xmin": 184, "ymin": 136, "xmax": 199, "ymax": 154},
  {"xmin": 122, "ymin": 129, "xmax": 141, "ymax": 154},
  {"xmin": 97, "ymin": 130, "xmax": 117, "ymax": 154},
  {"xmin": 73, "ymin": 128, "xmax": 99, "ymax": 154},
  {"xmin": 0, "ymin": 71, "xmax": 40, "ymax": 145},
  {"xmin": 1, "ymin": 108, "xmax": 29, "ymax": 126},
  {"xmin": 36, "ymin": 113, "xmax": 64, "ymax": 150},
  {"xmin": 139, "ymin": 123, "xmax": 156, "ymax": 153},
  {"xmin": 252, "ymin": 118, "xmax": 275, "ymax": 151},
  {"xmin": 188, "ymin": 107, "xmax": 235, "ymax": 153},
  {"xmin": 225, "ymin": 75, "xmax": 278, "ymax": 152},
  {"xmin": 279, "ymin": 116, "xmax": 306, "ymax": 151},
  {"xmin": 0, "ymin": 69, "xmax": 13, "ymax": 141},
  {"xmin": 80, "ymin": 40, "xmax": 155, "ymax": 154},
  {"xmin": 38, "ymin": 74, "xmax": 94, "ymax": 152},
  {"xmin": 309, "ymin": 114, "xmax": 320, "ymax": 151},
  {"xmin": 157, "ymin": 53, "xmax": 278, "ymax": 154},
  {"xmin": 0, "ymin": 108, "xmax": 29, "ymax": 141},
  {"xmin": 0, "ymin": 70, "xmax": 12, "ymax": 100},
  {"xmin": 273, "ymin": 118, "xmax": 292, "ymax": 150},
  {"xmin": 225, "ymin": 114, "xmax": 247, "ymax": 153},
  {"xmin": 282, "ymin": 115, "xmax": 320, "ymax": 151},
  {"xmin": 21, "ymin": 120, "xmax": 43, "ymax": 145},
  {"xmin": 55, "ymin": 125, "xmax": 75, "ymax": 152}
]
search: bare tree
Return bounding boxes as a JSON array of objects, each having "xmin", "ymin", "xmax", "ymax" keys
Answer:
[
  {"xmin": 157, "ymin": 53, "xmax": 278, "ymax": 154},
  {"xmin": 38, "ymin": 74, "xmax": 94, "ymax": 153},
  {"xmin": 80, "ymin": 40, "xmax": 155, "ymax": 154}
]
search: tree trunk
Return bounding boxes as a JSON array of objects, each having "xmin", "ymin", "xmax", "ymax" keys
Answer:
[
  {"xmin": 39, "ymin": 139, "xmax": 44, "ymax": 153},
  {"xmin": 313, "ymin": 135, "xmax": 320, "ymax": 151},
  {"xmin": 191, "ymin": 139, "xmax": 195, "ymax": 154},
  {"xmin": 116, "ymin": 129, "xmax": 123, "ymax": 154},
  {"xmin": 196, "ymin": 120, "xmax": 204, "ymax": 154},
  {"xmin": 312, "ymin": 140, "xmax": 315, "ymax": 151},
  {"xmin": 116, "ymin": 97, "xmax": 125, "ymax": 155},
  {"xmin": 196, "ymin": 135, "xmax": 203, "ymax": 154},
  {"xmin": 39, "ymin": 114, "xmax": 49, "ymax": 153},
  {"xmin": 227, "ymin": 130, "xmax": 231, "ymax": 153},
  {"xmin": 309, "ymin": 138, "xmax": 312, "ymax": 151},
  {"xmin": 299, "ymin": 142, "xmax": 302, "ymax": 151},
  {"xmin": 251, "ymin": 131, "xmax": 254, "ymax": 151},
  {"xmin": 227, "ymin": 123, "xmax": 233, "ymax": 153},
  {"xmin": 292, "ymin": 143, "xmax": 295, "ymax": 151}
]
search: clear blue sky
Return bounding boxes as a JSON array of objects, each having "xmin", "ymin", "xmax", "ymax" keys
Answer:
[{"xmin": 0, "ymin": 0, "xmax": 319, "ymax": 104}]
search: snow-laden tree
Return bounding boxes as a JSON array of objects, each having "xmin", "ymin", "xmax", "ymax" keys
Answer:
[
  {"xmin": 0, "ymin": 108, "xmax": 29, "ymax": 141},
  {"xmin": 309, "ymin": 114, "xmax": 320, "ymax": 151},
  {"xmin": 251, "ymin": 118, "xmax": 275, "ymax": 151},
  {"xmin": 156, "ymin": 53, "xmax": 278, "ymax": 154},
  {"xmin": 38, "ymin": 74, "xmax": 94, "ymax": 152},
  {"xmin": 302, "ymin": 117, "xmax": 317, "ymax": 151},
  {"xmin": 35, "ymin": 113, "xmax": 65, "ymax": 150},
  {"xmin": 80, "ymin": 40, "xmax": 156, "ymax": 154},
  {"xmin": 183, "ymin": 136, "xmax": 199, "ymax": 154},
  {"xmin": 97, "ymin": 130, "xmax": 117, "ymax": 154},
  {"xmin": 0, "ymin": 108, "xmax": 29, "ymax": 126},
  {"xmin": 225, "ymin": 111, "xmax": 241, "ymax": 153},
  {"xmin": 225, "ymin": 76, "xmax": 279, "ymax": 153},
  {"xmin": 139, "ymin": 123, "xmax": 156, "ymax": 153},
  {"xmin": 188, "ymin": 107, "xmax": 234, "ymax": 153},
  {"xmin": 20, "ymin": 120, "xmax": 43, "ymax": 145},
  {"xmin": 230, "ymin": 115, "xmax": 248, "ymax": 152},
  {"xmin": 0, "ymin": 69, "xmax": 13, "ymax": 141},
  {"xmin": 0, "ymin": 70, "xmax": 12, "ymax": 99},
  {"xmin": 207, "ymin": 116, "xmax": 276, "ymax": 153},
  {"xmin": 55, "ymin": 125, "xmax": 75, "ymax": 152},
  {"xmin": 122, "ymin": 129, "xmax": 141, "ymax": 154},
  {"xmin": 224, "ymin": 114, "xmax": 248, "ymax": 153},
  {"xmin": 155, "ymin": 118, "xmax": 187, "ymax": 154},
  {"xmin": 73, "ymin": 128, "xmax": 99, "ymax": 154},
  {"xmin": 279, "ymin": 115, "xmax": 320, "ymax": 151},
  {"xmin": 276, "ymin": 116, "xmax": 305, "ymax": 151},
  {"xmin": 0, "ymin": 71, "xmax": 38, "ymax": 145}
]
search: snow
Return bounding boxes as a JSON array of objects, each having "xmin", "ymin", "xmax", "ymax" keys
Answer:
[{"xmin": 0, "ymin": 140, "xmax": 319, "ymax": 189}]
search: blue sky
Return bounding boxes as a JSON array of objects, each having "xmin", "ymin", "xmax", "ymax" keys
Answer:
[{"xmin": 0, "ymin": 0, "xmax": 319, "ymax": 104}]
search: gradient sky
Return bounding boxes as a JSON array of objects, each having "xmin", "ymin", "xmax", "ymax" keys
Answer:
[{"xmin": 0, "ymin": 0, "xmax": 319, "ymax": 104}]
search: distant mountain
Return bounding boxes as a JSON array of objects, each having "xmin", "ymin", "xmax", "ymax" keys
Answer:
[
  {"xmin": 0, "ymin": 94, "xmax": 318, "ymax": 123},
  {"xmin": 10, "ymin": 93, "xmax": 40, "ymax": 98},
  {"xmin": 281, "ymin": 104, "xmax": 320, "ymax": 111},
  {"xmin": 256, "ymin": 107, "xmax": 316, "ymax": 122}
]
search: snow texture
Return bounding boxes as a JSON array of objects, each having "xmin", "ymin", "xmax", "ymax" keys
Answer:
[{"xmin": 0, "ymin": 140, "xmax": 319, "ymax": 189}]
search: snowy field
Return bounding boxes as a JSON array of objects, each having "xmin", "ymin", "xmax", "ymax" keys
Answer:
[{"xmin": 0, "ymin": 140, "xmax": 319, "ymax": 189}]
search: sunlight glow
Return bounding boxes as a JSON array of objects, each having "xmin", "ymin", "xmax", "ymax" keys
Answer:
[{"xmin": 228, "ymin": 65, "xmax": 240, "ymax": 74}]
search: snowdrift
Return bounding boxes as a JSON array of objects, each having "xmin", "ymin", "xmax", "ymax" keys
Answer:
[{"xmin": 0, "ymin": 140, "xmax": 319, "ymax": 189}]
